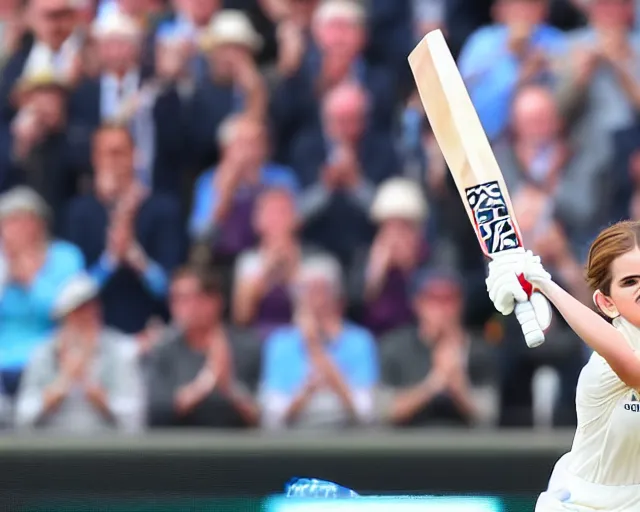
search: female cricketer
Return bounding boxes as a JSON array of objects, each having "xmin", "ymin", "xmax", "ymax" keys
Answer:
[{"xmin": 486, "ymin": 220, "xmax": 640, "ymax": 512}]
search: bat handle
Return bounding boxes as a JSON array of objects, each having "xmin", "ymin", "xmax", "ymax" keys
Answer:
[{"xmin": 514, "ymin": 300, "xmax": 545, "ymax": 348}]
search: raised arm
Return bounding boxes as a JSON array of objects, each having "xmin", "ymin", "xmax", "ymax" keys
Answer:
[{"xmin": 487, "ymin": 251, "xmax": 640, "ymax": 390}]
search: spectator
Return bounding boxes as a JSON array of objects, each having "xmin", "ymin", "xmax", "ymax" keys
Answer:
[
  {"xmin": 1, "ymin": 68, "xmax": 79, "ymax": 234},
  {"xmin": 271, "ymin": 0, "xmax": 396, "ymax": 157},
  {"xmin": 558, "ymin": 0, "xmax": 640, "ymax": 163},
  {"xmin": 232, "ymin": 187, "xmax": 325, "ymax": 337},
  {"xmin": 0, "ymin": 0, "xmax": 83, "ymax": 121},
  {"xmin": 146, "ymin": 266, "xmax": 261, "ymax": 428},
  {"xmin": 380, "ymin": 268, "xmax": 488, "ymax": 427},
  {"xmin": 0, "ymin": 186, "xmax": 84, "ymax": 397},
  {"xmin": 458, "ymin": 0, "xmax": 566, "ymax": 141},
  {"xmin": 260, "ymin": 254, "xmax": 378, "ymax": 429},
  {"xmin": 67, "ymin": 9, "xmax": 147, "ymax": 176},
  {"xmin": 349, "ymin": 178, "xmax": 429, "ymax": 336},
  {"xmin": 15, "ymin": 273, "xmax": 144, "ymax": 433},
  {"xmin": 64, "ymin": 124, "xmax": 184, "ymax": 335},
  {"xmin": 292, "ymin": 81, "xmax": 398, "ymax": 264},
  {"xmin": 189, "ymin": 9, "xmax": 267, "ymax": 169},
  {"xmin": 189, "ymin": 114, "xmax": 298, "ymax": 265},
  {"xmin": 495, "ymin": 84, "xmax": 611, "ymax": 256}
]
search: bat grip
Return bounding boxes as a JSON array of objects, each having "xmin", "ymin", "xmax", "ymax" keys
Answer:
[{"xmin": 514, "ymin": 300, "xmax": 545, "ymax": 348}]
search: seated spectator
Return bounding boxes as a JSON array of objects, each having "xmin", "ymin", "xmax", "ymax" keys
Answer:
[
  {"xmin": 189, "ymin": 114, "xmax": 298, "ymax": 265},
  {"xmin": 0, "ymin": 187, "xmax": 84, "ymax": 396},
  {"xmin": 2, "ymin": 67, "xmax": 80, "ymax": 234},
  {"xmin": 233, "ymin": 187, "xmax": 327, "ymax": 337},
  {"xmin": 293, "ymin": 82, "xmax": 398, "ymax": 264},
  {"xmin": 458, "ymin": 0, "xmax": 566, "ymax": 140},
  {"xmin": 349, "ymin": 178, "xmax": 429, "ymax": 336},
  {"xmin": 146, "ymin": 266, "xmax": 261, "ymax": 428},
  {"xmin": 189, "ymin": 9, "xmax": 267, "ymax": 169},
  {"xmin": 495, "ymin": 84, "xmax": 610, "ymax": 256},
  {"xmin": 271, "ymin": 0, "xmax": 396, "ymax": 158},
  {"xmin": 67, "ymin": 9, "xmax": 147, "ymax": 176},
  {"xmin": 15, "ymin": 273, "xmax": 144, "ymax": 433},
  {"xmin": 260, "ymin": 254, "xmax": 378, "ymax": 429},
  {"xmin": 558, "ymin": 0, "xmax": 640, "ymax": 162},
  {"xmin": 380, "ymin": 268, "xmax": 490, "ymax": 427},
  {"xmin": 64, "ymin": 124, "xmax": 184, "ymax": 335}
]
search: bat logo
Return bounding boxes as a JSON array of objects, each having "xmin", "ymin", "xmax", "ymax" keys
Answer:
[{"xmin": 465, "ymin": 181, "xmax": 520, "ymax": 254}]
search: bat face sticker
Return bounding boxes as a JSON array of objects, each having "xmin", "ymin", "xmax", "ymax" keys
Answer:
[{"xmin": 465, "ymin": 181, "xmax": 520, "ymax": 255}]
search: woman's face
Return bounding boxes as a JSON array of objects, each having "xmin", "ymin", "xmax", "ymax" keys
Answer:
[{"xmin": 607, "ymin": 247, "xmax": 640, "ymax": 325}]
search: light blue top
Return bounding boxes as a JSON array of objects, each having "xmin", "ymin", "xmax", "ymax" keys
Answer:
[
  {"xmin": 0, "ymin": 241, "xmax": 85, "ymax": 371},
  {"xmin": 458, "ymin": 24, "xmax": 567, "ymax": 140},
  {"xmin": 188, "ymin": 163, "xmax": 300, "ymax": 238},
  {"xmin": 261, "ymin": 323, "xmax": 378, "ymax": 396}
]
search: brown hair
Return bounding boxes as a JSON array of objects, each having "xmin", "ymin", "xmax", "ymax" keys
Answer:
[
  {"xmin": 171, "ymin": 265, "xmax": 223, "ymax": 297},
  {"xmin": 586, "ymin": 220, "xmax": 640, "ymax": 295},
  {"xmin": 92, "ymin": 122, "xmax": 135, "ymax": 148}
]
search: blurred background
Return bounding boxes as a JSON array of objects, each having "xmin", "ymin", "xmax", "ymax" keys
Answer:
[{"xmin": 0, "ymin": 0, "xmax": 634, "ymax": 510}]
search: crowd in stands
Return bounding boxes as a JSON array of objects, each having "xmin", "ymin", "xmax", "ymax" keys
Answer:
[{"xmin": 0, "ymin": 0, "xmax": 637, "ymax": 433}]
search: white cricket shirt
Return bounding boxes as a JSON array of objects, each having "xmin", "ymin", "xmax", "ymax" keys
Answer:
[{"xmin": 565, "ymin": 317, "xmax": 640, "ymax": 486}]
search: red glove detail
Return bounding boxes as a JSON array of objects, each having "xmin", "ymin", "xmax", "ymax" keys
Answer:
[{"xmin": 518, "ymin": 273, "xmax": 533, "ymax": 298}]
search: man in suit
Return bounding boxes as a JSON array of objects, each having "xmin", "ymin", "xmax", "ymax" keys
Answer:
[
  {"xmin": 292, "ymin": 82, "xmax": 399, "ymax": 265},
  {"xmin": 0, "ymin": 0, "xmax": 83, "ymax": 125},
  {"xmin": 64, "ymin": 124, "xmax": 185, "ymax": 336},
  {"xmin": 67, "ymin": 9, "xmax": 147, "ymax": 177}
]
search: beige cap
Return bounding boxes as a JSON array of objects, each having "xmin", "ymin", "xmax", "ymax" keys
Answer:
[
  {"xmin": 0, "ymin": 187, "xmax": 50, "ymax": 221},
  {"xmin": 200, "ymin": 10, "xmax": 263, "ymax": 53},
  {"xmin": 53, "ymin": 273, "xmax": 100, "ymax": 319},
  {"xmin": 92, "ymin": 10, "xmax": 141, "ymax": 39},
  {"xmin": 313, "ymin": 0, "xmax": 366, "ymax": 25},
  {"xmin": 13, "ymin": 70, "xmax": 69, "ymax": 106},
  {"xmin": 370, "ymin": 178, "xmax": 428, "ymax": 223}
]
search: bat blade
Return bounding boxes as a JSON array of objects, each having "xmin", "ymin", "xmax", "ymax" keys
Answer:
[{"xmin": 408, "ymin": 29, "xmax": 522, "ymax": 257}]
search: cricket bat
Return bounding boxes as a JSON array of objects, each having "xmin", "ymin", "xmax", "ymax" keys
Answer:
[{"xmin": 408, "ymin": 29, "xmax": 549, "ymax": 348}]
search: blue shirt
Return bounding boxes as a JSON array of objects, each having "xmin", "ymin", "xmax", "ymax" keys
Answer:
[
  {"xmin": 458, "ymin": 24, "xmax": 567, "ymax": 140},
  {"xmin": 0, "ymin": 241, "xmax": 85, "ymax": 370},
  {"xmin": 188, "ymin": 163, "xmax": 300, "ymax": 238},
  {"xmin": 261, "ymin": 323, "xmax": 378, "ymax": 396}
]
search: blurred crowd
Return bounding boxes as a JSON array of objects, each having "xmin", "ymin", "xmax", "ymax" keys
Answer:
[{"xmin": 0, "ymin": 0, "xmax": 635, "ymax": 433}]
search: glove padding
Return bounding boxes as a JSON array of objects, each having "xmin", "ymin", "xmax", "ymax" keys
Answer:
[{"xmin": 486, "ymin": 249, "xmax": 552, "ymax": 317}]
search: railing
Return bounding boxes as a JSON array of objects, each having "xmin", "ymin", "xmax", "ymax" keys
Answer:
[{"xmin": 0, "ymin": 429, "xmax": 574, "ymax": 511}]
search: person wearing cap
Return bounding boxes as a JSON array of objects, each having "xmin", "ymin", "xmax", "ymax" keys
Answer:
[
  {"xmin": 378, "ymin": 267, "xmax": 487, "ymax": 427},
  {"xmin": 348, "ymin": 177, "xmax": 429, "ymax": 337},
  {"xmin": 146, "ymin": 265, "xmax": 261, "ymax": 428},
  {"xmin": 292, "ymin": 81, "xmax": 398, "ymax": 265},
  {"xmin": 260, "ymin": 254, "xmax": 379, "ymax": 429},
  {"xmin": 271, "ymin": 0, "xmax": 395, "ymax": 157},
  {"xmin": 67, "ymin": 9, "xmax": 148, "ymax": 176},
  {"xmin": 189, "ymin": 9, "xmax": 267, "ymax": 170},
  {"xmin": 0, "ymin": 0, "xmax": 83, "ymax": 121},
  {"xmin": 4, "ymin": 66, "xmax": 78, "ymax": 231},
  {"xmin": 0, "ymin": 186, "xmax": 84, "ymax": 397},
  {"xmin": 14, "ymin": 272, "xmax": 145, "ymax": 433}
]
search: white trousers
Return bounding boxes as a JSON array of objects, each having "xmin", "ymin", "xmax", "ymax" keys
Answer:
[{"xmin": 536, "ymin": 454, "xmax": 640, "ymax": 511}]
